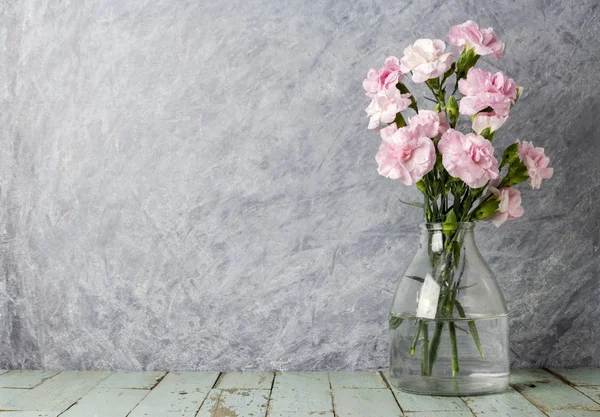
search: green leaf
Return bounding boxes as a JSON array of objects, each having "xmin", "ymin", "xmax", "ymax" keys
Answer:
[
  {"xmin": 455, "ymin": 324, "xmax": 469, "ymax": 334},
  {"xmin": 416, "ymin": 180, "xmax": 427, "ymax": 194},
  {"xmin": 467, "ymin": 320, "xmax": 485, "ymax": 358},
  {"xmin": 441, "ymin": 62, "xmax": 456, "ymax": 85},
  {"xmin": 393, "ymin": 112, "xmax": 406, "ymax": 127},
  {"xmin": 454, "ymin": 300, "xmax": 485, "ymax": 359},
  {"xmin": 426, "ymin": 77, "xmax": 441, "ymax": 91},
  {"xmin": 397, "ymin": 82, "xmax": 418, "ymax": 112},
  {"xmin": 406, "ymin": 275, "xmax": 425, "ymax": 283},
  {"xmin": 398, "ymin": 198, "xmax": 424, "ymax": 208},
  {"xmin": 389, "ymin": 316, "xmax": 404, "ymax": 330}
]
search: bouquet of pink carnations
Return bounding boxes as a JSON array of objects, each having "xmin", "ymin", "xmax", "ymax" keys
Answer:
[{"xmin": 364, "ymin": 21, "xmax": 553, "ymax": 378}]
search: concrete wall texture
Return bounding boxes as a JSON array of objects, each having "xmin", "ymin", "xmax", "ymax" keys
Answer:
[{"xmin": 0, "ymin": 0, "xmax": 598, "ymax": 371}]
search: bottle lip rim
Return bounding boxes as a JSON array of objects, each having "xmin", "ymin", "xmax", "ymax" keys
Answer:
[{"xmin": 419, "ymin": 222, "xmax": 476, "ymax": 231}]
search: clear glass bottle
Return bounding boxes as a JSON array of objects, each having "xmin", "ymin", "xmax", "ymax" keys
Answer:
[{"xmin": 389, "ymin": 222, "xmax": 509, "ymax": 396}]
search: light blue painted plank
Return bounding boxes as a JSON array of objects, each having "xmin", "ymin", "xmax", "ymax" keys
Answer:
[
  {"xmin": 128, "ymin": 372, "xmax": 219, "ymax": 416},
  {"xmin": 97, "ymin": 371, "xmax": 166, "ymax": 389},
  {"xmin": 197, "ymin": 388, "xmax": 269, "ymax": 417},
  {"xmin": 6, "ymin": 371, "xmax": 112, "ymax": 411},
  {"xmin": 0, "ymin": 371, "xmax": 59, "ymax": 389},
  {"xmin": 547, "ymin": 411, "xmax": 600, "ymax": 417},
  {"xmin": 332, "ymin": 388, "xmax": 401, "ymax": 417},
  {"xmin": 267, "ymin": 413, "xmax": 335, "ymax": 417},
  {"xmin": 383, "ymin": 372, "xmax": 467, "ymax": 413},
  {"xmin": 550, "ymin": 369, "xmax": 600, "ymax": 386},
  {"xmin": 0, "ymin": 412, "xmax": 61, "ymax": 417},
  {"xmin": 0, "ymin": 389, "xmax": 29, "ymax": 409},
  {"xmin": 215, "ymin": 372, "xmax": 274, "ymax": 389},
  {"xmin": 463, "ymin": 388, "xmax": 546, "ymax": 417},
  {"xmin": 576, "ymin": 386, "xmax": 600, "ymax": 403},
  {"xmin": 268, "ymin": 372, "xmax": 332, "ymax": 415},
  {"xmin": 577, "ymin": 385, "xmax": 600, "ymax": 400},
  {"xmin": 406, "ymin": 412, "xmax": 474, "ymax": 417},
  {"xmin": 60, "ymin": 387, "xmax": 149, "ymax": 417},
  {"xmin": 329, "ymin": 372, "xmax": 387, "ymax": 389},
  {"xmin": 123, "ymin": 413, "xmax": 195, "ymax": 417},
  {"xmin": 511, "ymin": 369, "xmax": 600, "ymax": 413}
]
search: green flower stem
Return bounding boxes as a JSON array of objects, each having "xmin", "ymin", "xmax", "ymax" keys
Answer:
[
  {"xmin": 449, "ymin": 321, "xmax": 460, "ymax": 376},
  {"xmin": 421, "ymin": 321, "xmax": 430, "ymax": 376},
  {"xmin": 427, "ymin": 321, "xmax": 444, "ymax": 374},
  {"xmin": 410, "ymin": 321, "xmax": 422, "ymax": 357}
]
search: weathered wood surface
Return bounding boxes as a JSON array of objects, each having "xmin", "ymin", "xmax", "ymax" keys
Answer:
[
  {"xmin": 329, "ymin": 371, "xmax": 387, "ymax": 389},
  {"xmin": 214, "ymin": 372, "xmax": 274, "ymax": 390},
  {"xmin": 333, "ymin": 388, "xmax": 402, "ymax": 417},
  {"xmin": 0, "ymin": 370, "xmax": 60, "ymax": 389},
  {"xmin": 463, "ymin": 389, "xmax": 547, "ymax": 417},
  {"xmin": 551, "ymin": 368, "xmax": 600, "ymax": 386},
  {"xmin": 3, "ymin": 371, "xmax": 112, "ymax": 411},
  {"xmin": 268, "ymin": 372, "xmax": 333, "ymax": 415},
  {"xmin": 97, "ymin": 371, "xmax": 166, "ymax": 389},
  {"xmin": 127, "ymin": 372, "xmax": 219, "ymax": 417},
  {"xmin": 197, "ymin": 388, "xmax": 270, "ymax": 417},
  {"xmin": 0, "ymin": 369, "xmax": 597, "ymax": 416},
  {"xmin": 510, "ymin": 369, "xmax": 600, "ymax": 414},
  {"xmin": 60, "ymin": 387, "xmax": 149, "ymax": 417}
]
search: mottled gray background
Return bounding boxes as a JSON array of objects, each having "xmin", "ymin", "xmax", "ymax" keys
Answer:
[{"xmin": 0, "ymin": 0, "xmax": 598, "ymax": 371}]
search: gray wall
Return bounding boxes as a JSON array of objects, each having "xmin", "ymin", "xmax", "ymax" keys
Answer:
[{"xmin": 0, "ymin": 0, "xmax": 598, "ymax": 371}]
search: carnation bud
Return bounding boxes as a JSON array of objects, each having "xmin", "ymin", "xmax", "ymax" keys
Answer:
[
  {"xmin": 416, "ymin": 180, "xmax": 427, "ymax": 194},
  {"xmin": 442, "ymin": 210, "xmax": 458, "ymax": 238},
  {"xmin": 511, "ymin": 87, "xmax": 523, "ymax": 109},
  {"xmin": 456, "ymin": 47, "xmax": 480, "ymax": 79},
  {"xmin": 446, "ymin": 95, "xmax": 459, "ymax": 126},
  {"xmin": 503, "ymin": 163, "xmax": 529, "ymax": 187},
  {"xmin": 478, "ymin": 127, "xmax": 494, "ymax": 141},
  {"xmin": 500, "ymin": 143, "xmax": 519, "ymax": 169},
  {"xmin": 474, "ymin": 199, "xmax": 500, "ymax": 220}
]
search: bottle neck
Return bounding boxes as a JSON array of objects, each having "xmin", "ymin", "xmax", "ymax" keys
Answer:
[{"xmin": 418, "ymin": 223, "xmax": 476, "ymax": 253}]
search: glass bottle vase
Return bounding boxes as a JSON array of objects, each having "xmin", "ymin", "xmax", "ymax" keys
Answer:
[{"xmin": 388, "ymin": 222, "xmax": 509, "ymax": 396}]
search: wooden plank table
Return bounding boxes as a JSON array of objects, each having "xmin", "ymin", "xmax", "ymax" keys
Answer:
[{"xmin": 0, "ymin": 369, "xmax": 597, "ymax": 416}]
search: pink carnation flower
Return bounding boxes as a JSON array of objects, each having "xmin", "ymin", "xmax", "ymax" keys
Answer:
[
  {"xmin": 447, "ymin": 20, "xmax": 505, "ymax": 60},
  {"xmin": 363, "ymin": 56, "xmax": 403, "ymax": 98},
  {"xmin": 518, "ymin": 140, "xmax": 553, "ymax": 189},
  {"xmin": 379, "ymin": 124, "xmax": 398, "ymax": 141},
  {"xmin": 472, "ymin": 111, "xmax": 508, "ymax": 134},
  {"xmin": 400, "ymin": 39, "xmax": 454, "ymax": 83},
  {"xmin": 487, "ymin": 186, "xmax": 524, "ymax": 227},
  {"xmin": 376, "ymin": 125, "xmax": 436, "ymax": 186},
  {"xmin": 438, "ymin": 129, "xmax": 499, "ymax": 188},
  {"xmin": 458, "ymin": 68, "xmax": 519, "ymax": 117},
  {"xmin": 365, "ymin": 86, "xmax": 411, "ymax": 130},
  {"xmin": 408, "ymin": 110, "xmax": 450, "ymax": 138}
]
